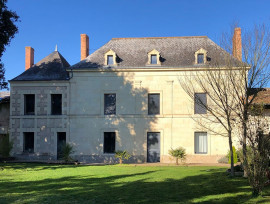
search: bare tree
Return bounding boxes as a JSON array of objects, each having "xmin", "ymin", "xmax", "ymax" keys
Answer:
[
  {"xmin": 180, "ymin": 25, "xmax": 270, "ymax": 182},
  {"xmin": 180, "ymin": 65, "xmax": 239, "ymax": 176},
  {"xmin": 223, "ymin": 25, "xmax": 270, "ymax": 195}
]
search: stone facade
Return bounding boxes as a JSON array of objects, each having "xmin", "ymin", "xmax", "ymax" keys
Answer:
[
  {"xmin": 66, "ymin": 69, "xmax": 234, "ymax": 163},
  {"xmin": 10, "ymin": 69, "xmax": 235, "ymax": 163},
  {"xmin": 10, "ymin": 82, "xmax": 69, "ymax": 160}
]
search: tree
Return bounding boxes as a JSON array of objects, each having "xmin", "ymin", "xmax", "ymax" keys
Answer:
[
  {"xmin": 222, "ymin": 25, "xmax": 270, "ymax": 195},
  {"xmin": 168, "ymin": 147, "xmax": 186, "ymax": 165},
  {"xmin": 239, "ymin": 104, "xmax": 270, "ymax": 195},
  {"xmin": 114, "ymin": 150, "xmax": 131, "ymax": 164},
  {"xmin": 179, "ymin": 63, "xmax": 239, "ymax": 176},
  {"xmin": 179, "ymin": 24, "xmax": 270, "ymax": 182},
  {"xmin": 0, "ymin": 0, "xmax": 19, "ymax": 90}
]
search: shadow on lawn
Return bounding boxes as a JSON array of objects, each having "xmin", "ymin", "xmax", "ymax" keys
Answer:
[
  {"xmin": 1, "ymin": 166, "xmax": 267, "ymax": 204},
  {"xmin": 0, "ymin": 162, "xmax": 88, "ymax": 171}
]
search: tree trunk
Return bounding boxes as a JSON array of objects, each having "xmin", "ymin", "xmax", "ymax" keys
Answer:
[
  {"xmin": 176, "ymin": 158, "xmax": 179, "ymax": 165},
  {"xmin": 242, "ymin": 109, "xmax": 248, "ymax": 178},
  {"xmin": 228, "ymin": 130, "xmax": 235, "ymax": 177},
  {"xmin": 119, "ymin": 158, "xmax": 122, "ymax": 165}
]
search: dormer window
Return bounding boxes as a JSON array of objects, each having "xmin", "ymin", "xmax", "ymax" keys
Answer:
[
  {"xmin": 197, "ymin": 54, "xmax": 204, "ymax": 64},
  {"xmin": 147, "ymin": 49, "xmax": 161, "ymax": 65},
  {"xmin": 195, "ymin": 48, "xmax": 207, "ymax": 65},
  {"xmin": 104, "ymin": 49, "xmax": 117, "ymax": 66},
  {"xmin": 107, "ymin": 55, "xmax": 114, "ymax": 65},
  {"xmin": 151, "ymin": 55, "xmax": 157, "ymax": 64}
]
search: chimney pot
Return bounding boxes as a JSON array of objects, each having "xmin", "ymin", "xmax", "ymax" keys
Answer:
[
  {"xmin": 25, "ymin": 47, "xmax": 34, "ymax": 70},
  {"xmin": 233, "ymin": 27, "xmax": 242, "ymax": 61},
  {"xmin": 81, "ymin": 34, "xmax": 89, "ymax": 60}
]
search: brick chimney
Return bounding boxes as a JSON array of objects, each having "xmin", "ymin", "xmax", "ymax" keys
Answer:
[
  {"xmin": 25, "ymin": 47, "xmax": 34, "ymax": 70},
  {"xmin": 233, "ymin": 27, "xmax": 242, "ymax": 61},
  {"xmin": 81, "ymin": 34, "xmax": 89, "ymax": 60}
]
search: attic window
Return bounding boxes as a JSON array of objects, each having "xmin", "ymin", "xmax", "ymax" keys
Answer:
[
  {"xmin": 151, "ymin": 55, "xmax": 157, "ymax": 64},
  {"xmin": 195, "ymin": 48, "xmax": 207, "ymax": 65},
  {"xmin": 147, "ymin": 49, "xmax": 161, "ymax": 65},
  {"xmin": 107, "ymin": 55, "xmax": 114, "ymax": 65},
  {"xmin": 104, "ymin": 49, "xmax": 117, "ymax": 66},
  {"xmin": 197, "ymin": 54, "xmax": 204, "ymax": 64}
]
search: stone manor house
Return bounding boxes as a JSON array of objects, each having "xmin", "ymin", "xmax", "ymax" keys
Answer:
[{"xmin": 9, "ymin": 28, "xmax": 244, "ymax": 163}]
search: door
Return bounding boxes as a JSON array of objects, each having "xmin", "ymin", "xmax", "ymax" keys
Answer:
[
  {"xmin": 57, "ymin": 132, "xmax": 66, "ymax": 160},
  {"xmin": 147, "ymin": 132, "xmax": 160, "ymax": 163}
]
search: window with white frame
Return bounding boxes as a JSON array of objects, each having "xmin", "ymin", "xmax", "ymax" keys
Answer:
[{"xmin": 194, "ymin": 132, "xmax": 207, "ymax": 154}]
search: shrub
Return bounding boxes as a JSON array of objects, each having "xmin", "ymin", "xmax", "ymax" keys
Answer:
[
  {"xmin": 234, "ymin": 164, "xmax": 244, "ymax": 172},
  {"xmin": 227, "ymin": 146, "xmax": 238, "ymax": 164},
  {"xmin": 218, "ymin": 156, "xmax": 229, "ymax": 164},
  {"xmin": 60, "ymin": 143, "xmax": 75, "ymax": 163},
  {"xmin": 115, "ymin": 150, "xmax": 131, "ymax": 164},
  {"xmin": 0, "ymin": 134, "xmax": 13, "ymax": 158},
  {"xmin": 168, "ymin": 147, "xmax": 186, "ymax": 165}
]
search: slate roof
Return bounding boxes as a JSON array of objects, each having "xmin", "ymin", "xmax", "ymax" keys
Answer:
[
  {"xmin": 11, "ymin": 51, "xmax": 70, "ymax": 81},
  {"xmin": 71, "ymin": 36, "xmax": 238, "ymax": 69}
]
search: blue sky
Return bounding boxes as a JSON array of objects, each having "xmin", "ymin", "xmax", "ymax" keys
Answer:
[{"xmin": 2, "ymin": 0, "xmax": 270, "ymax": 84}]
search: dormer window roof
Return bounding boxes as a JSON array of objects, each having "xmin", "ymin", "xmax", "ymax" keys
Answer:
[{"xmin": 195, "ymin": 48, "xmax": 207, "ymax": 65}]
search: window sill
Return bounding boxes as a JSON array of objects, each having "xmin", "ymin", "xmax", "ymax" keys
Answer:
[
  {"xmin": 194, "ymin": 152, "xmax": 208, "ymax": 155},
  {"xmin": 22, "ymin": 152, "xmax": 35, "ymax": 155},
  {"xmin": 146, "ymin": 64, "xmax": 161, "ymax": 66}
]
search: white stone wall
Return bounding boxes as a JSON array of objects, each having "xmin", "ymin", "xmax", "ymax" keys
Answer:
[
  {"xmin": 68, "ymin": 69, "xmax": 234, "ymax": 163},
  {"xmin": 9, "ymin": 69, "xmax": 239, "ymax": 163}
]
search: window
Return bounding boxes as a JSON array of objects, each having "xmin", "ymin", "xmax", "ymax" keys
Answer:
[
  {"xmin": 57, "ymin": 132, "xmax": 66, "ymax": 160},
  {"xmin": 104, "ymin": 94, "xmax": 116, "ymax": 115},
  {"xmin": 194, "ymin": 93, "xmax": 207, "ymax": 114},
  {"xmin": 24, "ymin": 132, "xmax": 34, "ymax": 153},
  {"xmin": 195, "ymin": 48, "xmax": 207, "ymax": 64},
  {"xmin": 51, "ymin": 94, "xmax": 62, "ymax": 115},
  {"xmin": 107, "ymin": 55, "xmax": 114, "ymax": 65},
  {"xmin": 147, "ymin": 49, "xmax": 161, "ymax": 65},
  {"xmin": 104, "ymin": 132, "xmax": 115, "ymax": 153},
  {"xmin": 104, "ymin": 50, "xmax": 117, "ymax": 66},
  {"xmin": 148, "ymin": 93, "xmax": 160, "ymax": 115},
  {"xmin": 151, "ymin": 55, "xmax": 157, "ymax": 64},
  {"xmin": 195, "ymin": 132, "xmax": 207, "ymax": 154},
  {"xmin": 197, "ymin": 54, "xmax": 204, "ymax": 64},
  {"xmin": 24, "ymin": 94, "xmax": 35, "ymax": 115}
]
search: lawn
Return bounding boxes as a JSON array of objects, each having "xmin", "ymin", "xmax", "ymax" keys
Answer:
[{"xmin": 0, "ymin": 163, "xmax": 269, "ymax": 203}]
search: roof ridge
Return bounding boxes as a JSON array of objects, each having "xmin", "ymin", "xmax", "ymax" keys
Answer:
[{"xmin": 111, "ymin": 36, "xmax": 208, "ymax": 40}]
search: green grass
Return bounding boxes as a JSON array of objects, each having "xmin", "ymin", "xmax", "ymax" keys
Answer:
[{"xmin": 0, "ymin": 163, "xmax": 269, "ymax": 203}]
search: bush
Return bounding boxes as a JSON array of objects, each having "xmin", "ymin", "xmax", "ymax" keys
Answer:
[
  {"xmin": 218, "ymin": 156, "xmax": 229, "ymax": 164},
  {"xmin": 60, "ymin": 143, "xmax": 74, "ymax": 163},
  {"xmin": 168, "ymin": 147, "xmax": 186, "ymax": 165},
  {"xmin": 227, "ymin": 146, "xmax": 238, "ymax": 164},
  {"xmin": 234, "ymin": 164, "xmax": 244, "ymax": 172},
  {"xmin": 115, "ymin": 150, "xmax": 131, "ymax": 164},
  {"xmin": 0, "ymin": 134, "xmax": 13, "ymax": 158}
]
